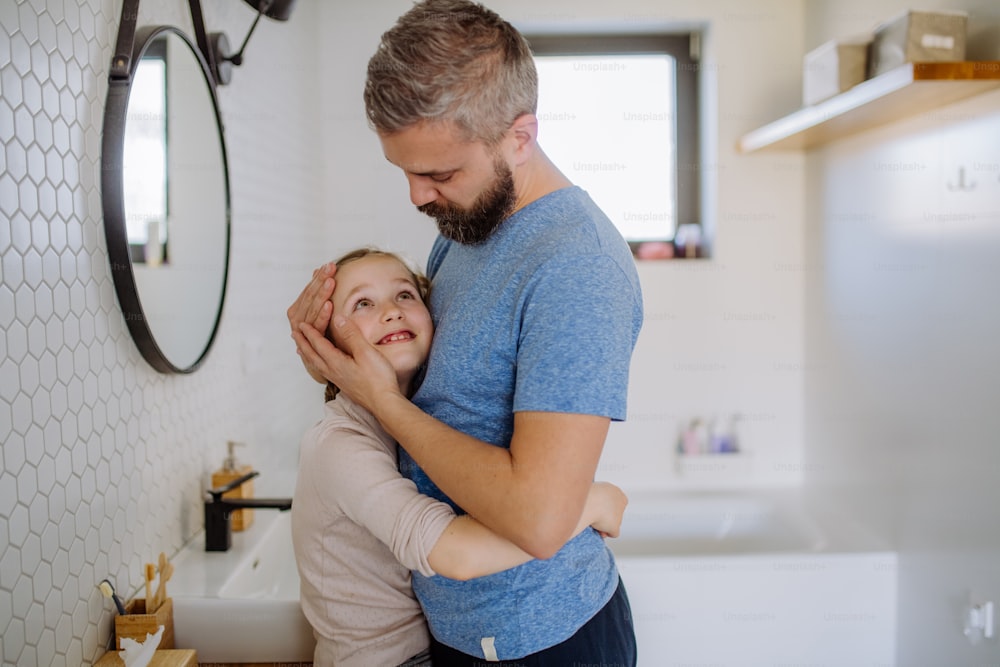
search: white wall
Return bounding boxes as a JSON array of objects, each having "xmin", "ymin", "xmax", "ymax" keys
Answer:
[
  {"xmin": 319, "ymin": 0, "xmax": 810, "ymax": 492},
  {"xmin": 802, "ymin": 1, "xmax": 1000, "ymax": 663},
  {"xmin": 9, "ymin": 0, "xmax": 997, "ymax": 663},
  {"xmin": 0, "ymin": 1, "xmax": 327, "ymax": 663}
]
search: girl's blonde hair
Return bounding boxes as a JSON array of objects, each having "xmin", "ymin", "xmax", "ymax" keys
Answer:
[{"xmin": 324, "ymin": 248, "xmax": 431, "ymax": 402}]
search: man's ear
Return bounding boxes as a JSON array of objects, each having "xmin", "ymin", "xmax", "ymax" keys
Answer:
[{"xmin": 508, "ymin": 113, "xmax": 538, "ymax": 165}]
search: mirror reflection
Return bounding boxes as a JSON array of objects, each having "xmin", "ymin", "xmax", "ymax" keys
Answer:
[
  {"xmin": 105, "ymin": 27, "xmax": 230, "ymax": 373},
  {"xmin": 125, "ymin": 38, "xmax": 168, "ymax": 266}
]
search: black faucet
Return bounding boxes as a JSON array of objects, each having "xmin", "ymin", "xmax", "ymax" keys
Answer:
[{"xmin": 204, "ymin": 471, "xmax": 292, "ymax": 551}]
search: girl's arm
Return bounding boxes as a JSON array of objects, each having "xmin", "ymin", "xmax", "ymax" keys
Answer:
[{"xmin": 429, "ymin": 481, "xmax": 627, "ymax": 581}]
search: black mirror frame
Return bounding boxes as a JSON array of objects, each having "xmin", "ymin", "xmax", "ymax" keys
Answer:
[{"xmin": 102, "ymin": 0, "xmax": 231, "ymax": 374}]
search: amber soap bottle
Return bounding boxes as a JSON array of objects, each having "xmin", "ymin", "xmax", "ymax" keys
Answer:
[{"xmin": 210, "ymin": 441, "xmax": 254, "ymax": 531}]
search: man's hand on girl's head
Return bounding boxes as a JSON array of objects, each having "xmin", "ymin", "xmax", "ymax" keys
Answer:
[
  {"xmin": 287, "ymin": 262, "xmax": 338, "ymax": 334},
  {"xmin": 288, "ymin": 262, "xmax": 338, "ymax": 383}
]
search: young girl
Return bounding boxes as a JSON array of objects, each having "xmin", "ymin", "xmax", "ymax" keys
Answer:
[{"xmin": 291, "ymin": 248, "xmax": 627, "ymax": 667}]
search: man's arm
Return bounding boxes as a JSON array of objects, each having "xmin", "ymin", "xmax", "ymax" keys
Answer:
[
  {"xmin": 430, "ymin": 481, "xmax": 627, "ymax": 580},
  {"xmin": 385, "ymin": 393, "xmax": 609, "ymax": 559},
  {"xmin": 295, "ymin": 318, "xmax": 609, "ymax": 559}
]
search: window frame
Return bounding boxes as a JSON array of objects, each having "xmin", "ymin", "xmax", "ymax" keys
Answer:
[{"xmin": 526, "ymin": 33, "xmax": 703, "ymax": 257}]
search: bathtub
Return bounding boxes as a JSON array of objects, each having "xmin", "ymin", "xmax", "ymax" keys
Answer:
[
  {"xmin": 170, "ymin": 490, "xmax": 896, "ymax": 665},
  {"xmin": 610, "ymin": 489, "xmax": 897, "ymax": 666}
]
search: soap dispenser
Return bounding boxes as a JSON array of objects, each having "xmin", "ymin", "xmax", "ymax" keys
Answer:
[{"xmin": 211, "ymin": 441, "xmax": 254, "ymax": 531}]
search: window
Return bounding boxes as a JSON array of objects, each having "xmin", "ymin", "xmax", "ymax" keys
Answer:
[{"xmin": 527, "ymin": 34, "xmax": 702, "ymax": 259}]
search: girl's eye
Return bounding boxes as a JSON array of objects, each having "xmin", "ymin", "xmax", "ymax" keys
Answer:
[
  {"xmin": 353, "ymin": 299, "xmax": 373, "ymax": 311},
  {"xmin": 397, "ymin": 291, "xmax": 415, "ymax": 301}
]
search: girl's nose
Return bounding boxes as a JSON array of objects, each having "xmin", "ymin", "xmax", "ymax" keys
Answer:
[{"xmin": 382, "ymin": 304, "xmax": 403, "ymax": 321}]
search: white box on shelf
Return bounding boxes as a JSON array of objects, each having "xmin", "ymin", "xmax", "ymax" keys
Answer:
[{"xmin": 803, "ymin": 37, "xmax": 871, "ymax": 106}]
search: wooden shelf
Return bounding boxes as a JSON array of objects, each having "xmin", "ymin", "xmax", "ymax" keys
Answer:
[{"xmin": 738, "ymin": 61, "xmax": 1000, "ymax": 153}]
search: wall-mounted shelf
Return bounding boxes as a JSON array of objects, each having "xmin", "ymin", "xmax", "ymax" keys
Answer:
[{"xmin": 738, "ymin": 61, "xmax": 1000, "ymax": 153}]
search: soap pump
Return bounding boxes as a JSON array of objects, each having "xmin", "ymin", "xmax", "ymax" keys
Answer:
[{"xmin": 210, "ymin": 441, "xmax": 255, "ymax": 531}]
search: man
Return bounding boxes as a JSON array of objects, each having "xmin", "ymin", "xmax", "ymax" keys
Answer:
[{"xmin": 289, "ymin": 1, "xmax": 642, "ymax": 663}]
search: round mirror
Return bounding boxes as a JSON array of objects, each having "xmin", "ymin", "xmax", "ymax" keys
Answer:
[{"xmin": 102, "ymin": 26, "xmax": 230, "ymax": 373}]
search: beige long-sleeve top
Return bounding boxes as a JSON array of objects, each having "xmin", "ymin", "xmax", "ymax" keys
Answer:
[{"xmin": 291, "ymin": 394, "xmax": 455, "ymax": 667}]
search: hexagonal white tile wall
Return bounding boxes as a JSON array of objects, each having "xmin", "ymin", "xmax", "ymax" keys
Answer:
[{"xmin": 2, "ymin": 0, "xmax": 326, "ymax": 664}]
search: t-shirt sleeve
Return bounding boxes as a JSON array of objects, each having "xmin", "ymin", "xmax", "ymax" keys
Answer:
[
  {"xmin": 426, "ymin": 235, "xmax": 452, "ymax": 280},
  {"xmin": 513, "ymin": 254, "xmax": 641, "ymax": 420},
  {"xmin": 311, "ymin": 423, "xmax": 456, "ymax": 577}
]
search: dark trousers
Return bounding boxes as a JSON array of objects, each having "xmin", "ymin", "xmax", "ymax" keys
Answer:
[{"xmin": 430, "ymin": 577, "xmax": 637, "ymax": 666}]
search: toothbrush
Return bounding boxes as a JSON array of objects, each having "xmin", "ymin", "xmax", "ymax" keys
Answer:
[
  {"xmin": 98, "ymin": 579, "xmax": 127, "ymax": 615},
  {"xmin": 145, "ymin": 563, "xmax": 155, "ymax": 605},
  {"xmin": 149, "ymin": 552, "xmax": 173, "ymax": 613}
]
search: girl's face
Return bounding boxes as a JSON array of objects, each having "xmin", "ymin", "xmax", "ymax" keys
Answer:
[{"xmin": 329, "ymin": 255, "xmax": 433, "ymax": 394}]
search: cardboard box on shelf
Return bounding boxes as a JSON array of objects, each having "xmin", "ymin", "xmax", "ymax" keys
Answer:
[{"xmin": 868, "ymin": 10, "xmax": 967, "ymax": 78}]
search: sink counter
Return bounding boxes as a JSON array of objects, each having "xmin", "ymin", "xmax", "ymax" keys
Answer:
[
  {"xmin": 171, "ymin": 509, "xmax": 289, "ymax": 597},
  {"xmin": 169, "ymin": 475, "xmax": 314, "ymax": 663}
]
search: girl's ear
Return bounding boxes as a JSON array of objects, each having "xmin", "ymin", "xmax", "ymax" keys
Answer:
[{"xmin": 416, "ymin": 273, "xmax": 432, "ymax": 301}]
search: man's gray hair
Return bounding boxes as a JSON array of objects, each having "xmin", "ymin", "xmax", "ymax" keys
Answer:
[{"xmin": 363, "ymin": 0, "xmax": 538, "ymax": 145}]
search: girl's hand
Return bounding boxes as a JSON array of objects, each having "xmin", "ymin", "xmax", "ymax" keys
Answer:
[{"xmin": 584, "ymin": 481, "xmax": 628, "ymax": 538}]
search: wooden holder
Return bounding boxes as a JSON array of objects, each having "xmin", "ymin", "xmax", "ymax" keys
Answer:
[
  {"xmin": 95, "ymin": 649, "xmax": 197, "ymax": 667},
  {"xmin": 115, "ymin": 597, "xmax": 175, "ymax": 650}
]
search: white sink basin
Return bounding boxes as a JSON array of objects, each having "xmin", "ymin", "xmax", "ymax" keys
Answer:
[{"xmin": 170, "ymin": 510, "xmax": 316, "ymax": 663}]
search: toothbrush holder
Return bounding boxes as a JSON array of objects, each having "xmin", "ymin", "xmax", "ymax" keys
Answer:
[{"xmin": 114, "ymin": 597, "xmax": 175, "ymax": 650}]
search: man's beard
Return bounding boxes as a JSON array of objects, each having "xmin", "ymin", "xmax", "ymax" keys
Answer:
[{"xmin": 418, "ymin": 158, "xmax": 516, "ymax": 245}]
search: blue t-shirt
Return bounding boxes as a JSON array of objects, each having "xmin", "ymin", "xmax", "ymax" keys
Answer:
[{"xmin": 403, "ymin": 186, "xmax": 643, "ymax": 659}]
